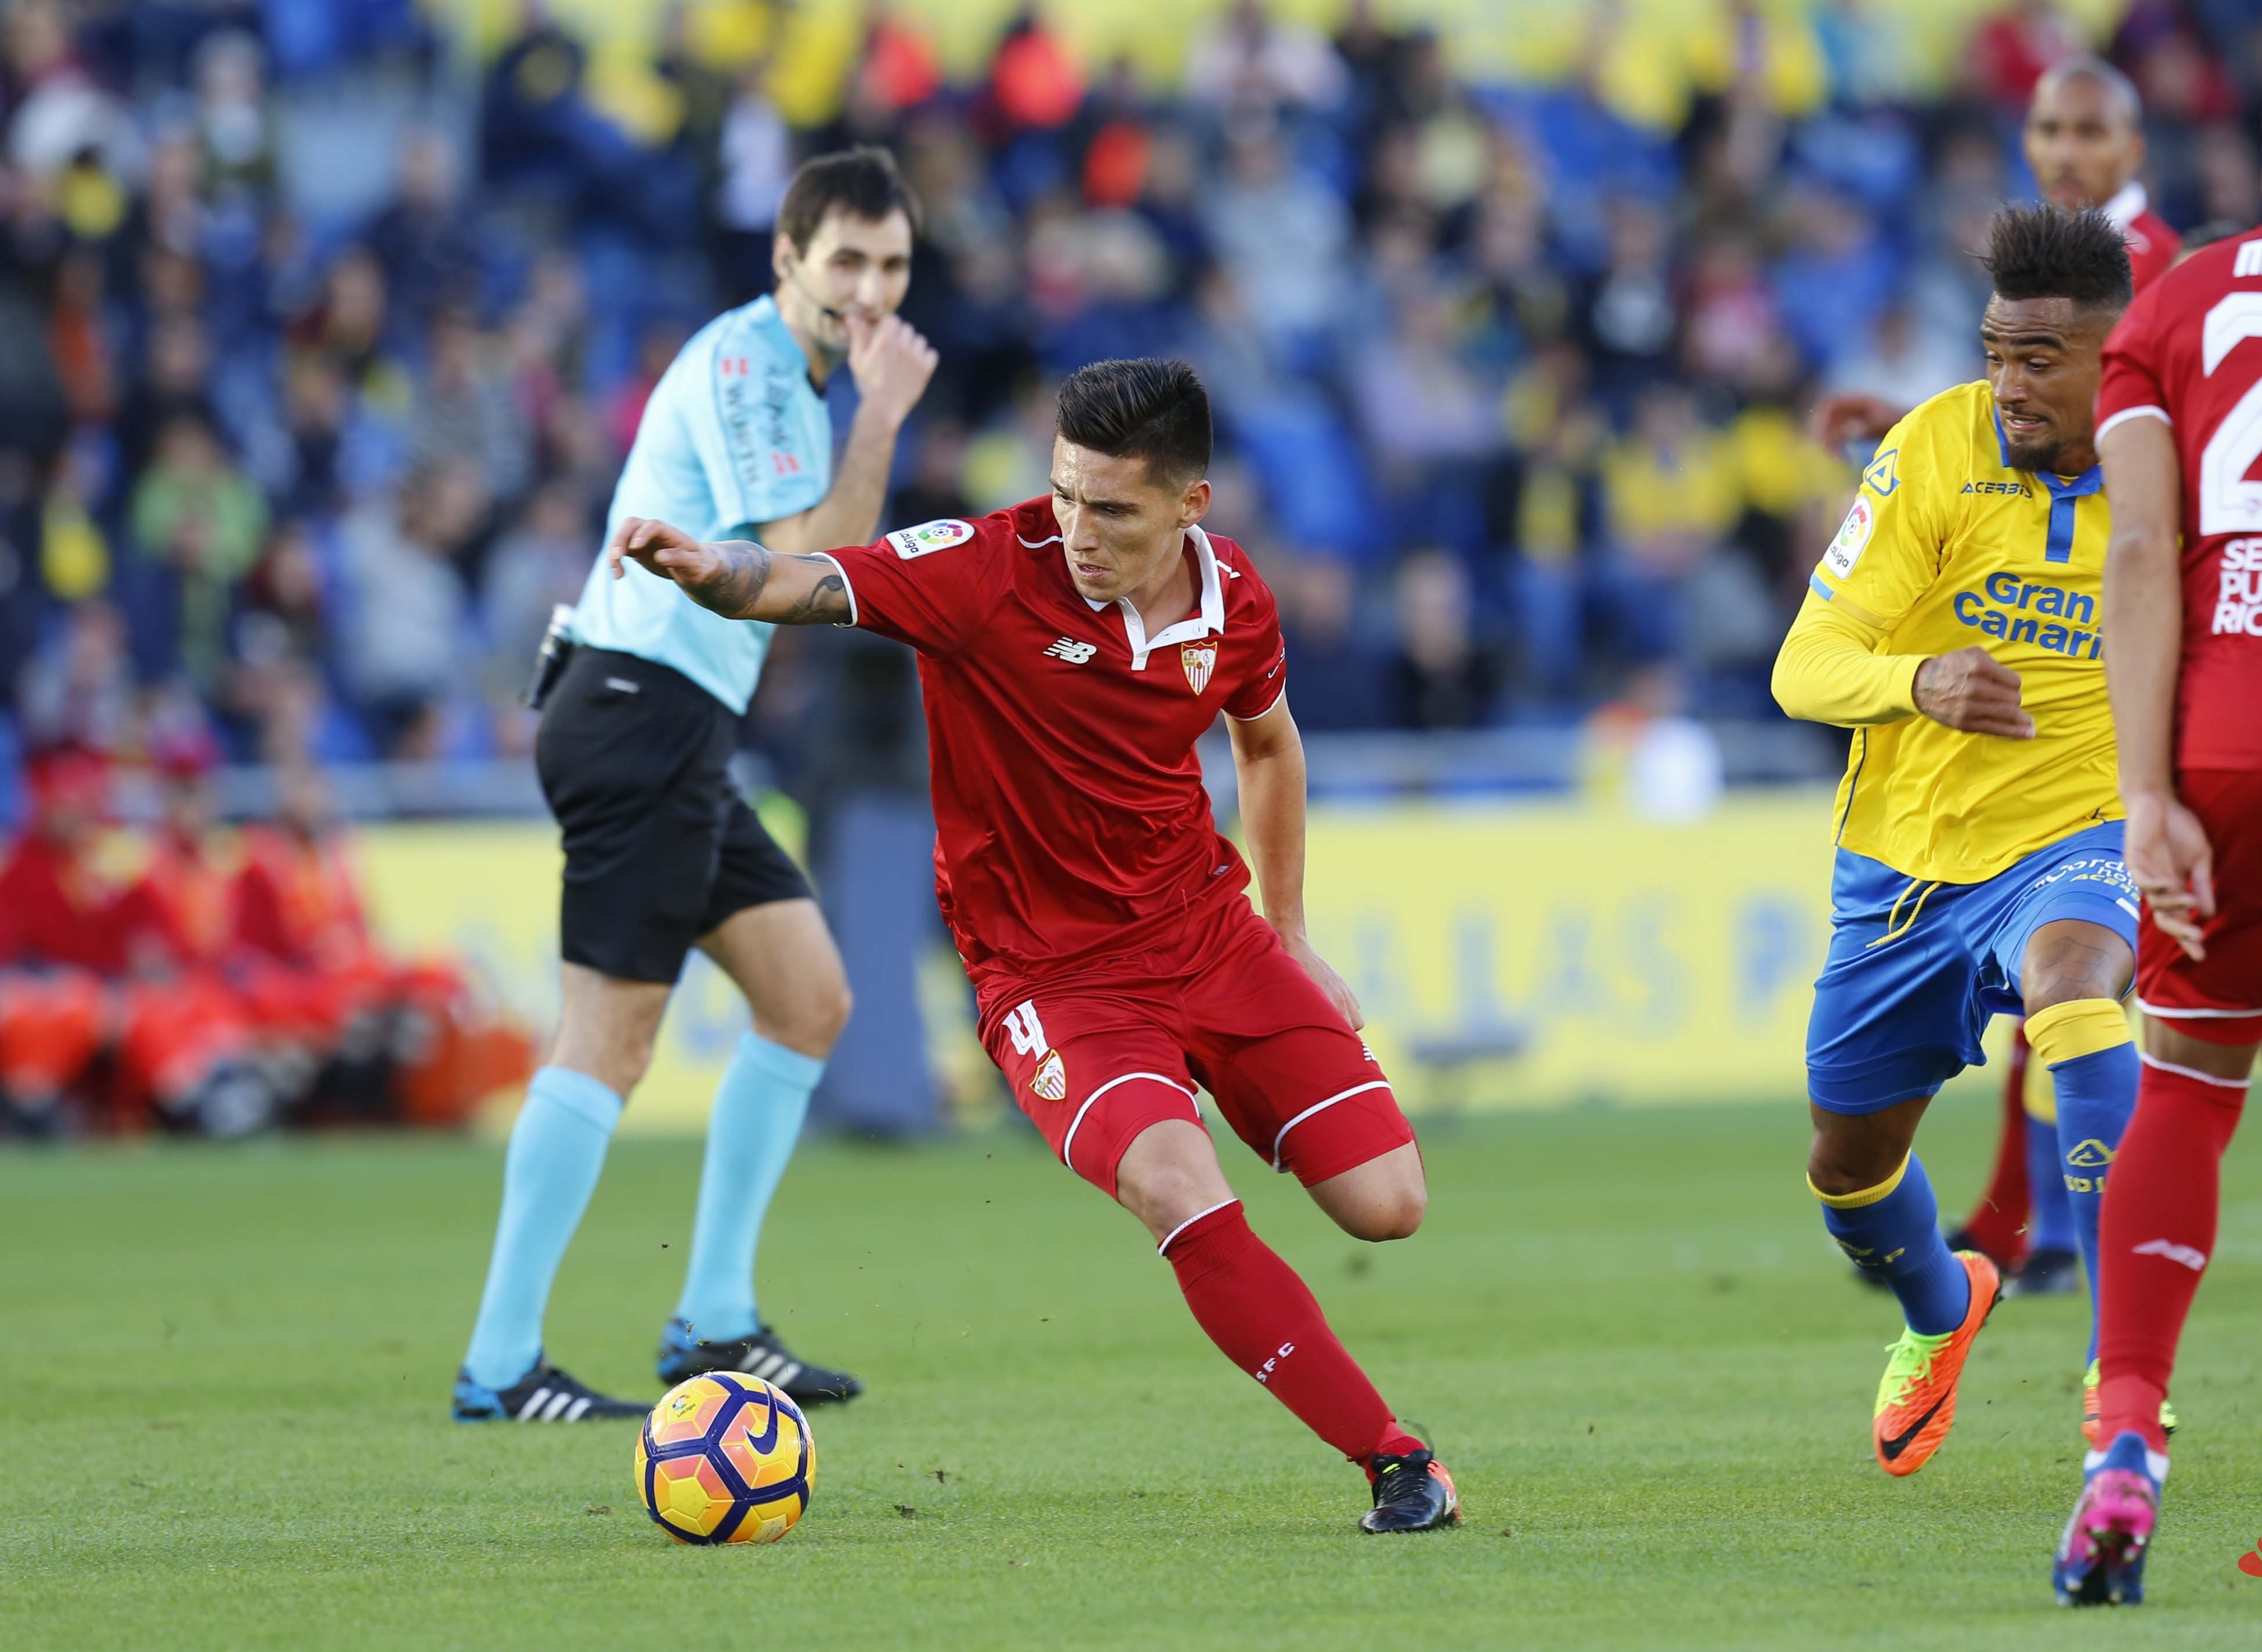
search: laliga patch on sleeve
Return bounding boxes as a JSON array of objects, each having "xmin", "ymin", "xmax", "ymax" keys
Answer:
[
  {"xmin": 1823, "ymin": 497, "xmax": 1876, "ymax": 579},
  {"xmin": 887, "ymin": 519, "xmax": 974, "ymax": 560}
]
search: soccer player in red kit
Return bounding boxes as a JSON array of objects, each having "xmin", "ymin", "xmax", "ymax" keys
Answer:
[
  {"xmin": 2050, "ymin": 226, "xmax": 2262, "ymax": 1605},
  {"xmin": 608, "ymin": 357, "xmax": 1458, "ymax": 1534}
]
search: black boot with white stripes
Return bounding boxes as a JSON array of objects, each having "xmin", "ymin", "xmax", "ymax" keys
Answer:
[
  {"xmin": 655, "ymin": 1317, "xmax": 863, "ymax": 1406},
  {"xmin": 451, "ymin": 1360, "xmax": 646, "ymax": 1424}
]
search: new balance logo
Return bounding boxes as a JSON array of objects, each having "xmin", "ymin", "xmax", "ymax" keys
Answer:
[
  {"xmin": 2238, "ymin": 240, "xmax": 2262, "ymax": 279},
  {"xmin": 2133, "ymin": 1237, "xmax": 2208, "ymax": 1270},
  {"xmin": 1042, "ymin": 638, "xmax": 1097, "ymax": 664}
]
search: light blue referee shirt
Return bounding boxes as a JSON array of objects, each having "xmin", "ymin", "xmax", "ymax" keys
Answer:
[{"xmin": 570, "ymin": 297, "xmax": 832, "ymax": 714}]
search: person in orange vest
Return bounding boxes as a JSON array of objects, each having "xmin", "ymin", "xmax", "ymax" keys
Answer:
[
  {"xmin": 135, "ymin": 730, "xmax": 240, "ymax": 971},
  {"xmin": 233, "ymin": 761, "xmax": 532, "ymax": 1126},
  {"xmin": 0, "ymin": 747, "xmax": 118, "ymax": 1136},
  {"xmin": 0, "ymin": 744, "xmax": 266, "ymax": 1136},
  {"xmin": 132, "ymin": 731, "xmax": 334, "ymax": 1114}
]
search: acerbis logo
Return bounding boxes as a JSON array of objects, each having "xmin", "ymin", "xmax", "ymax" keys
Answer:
[{"xmin": 2066, "ymin": 1138, "xmax": 2115, "ymax": 1170}]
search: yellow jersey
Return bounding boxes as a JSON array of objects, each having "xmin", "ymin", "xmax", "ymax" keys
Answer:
[{"xmin": 1771, "ymin": 379, "xmax": 2119, "ymax": 885}]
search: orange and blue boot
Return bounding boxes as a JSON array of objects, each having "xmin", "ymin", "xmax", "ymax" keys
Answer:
[{"xmin": 1871, "ymin": 1250, "xmax": 2001, "ymax": 1476}]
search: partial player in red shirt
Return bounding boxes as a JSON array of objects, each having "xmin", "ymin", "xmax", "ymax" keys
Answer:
[
  {"xmin": 609, "ymin": 359, "xmax": 1458, "ymax": 1534},
  {"xmin": 1815, "ymin": 56, "xmax": 2184, "ymax": 1287},
  {"xmin": 2051, "ymin": 226, "xmax": 2262, "ymax": 1607},
  {"xmin": 2029, "ymin": 58, "xmax": 2179, "ymax": 294}
]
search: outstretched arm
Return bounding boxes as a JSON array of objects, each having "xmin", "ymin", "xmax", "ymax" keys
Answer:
[
  {"xmin": 2101, "ymin": 412, "xmax": 2213, "ymax": 959},
  {"xmin": 607, "ymin": 516, "xmax": 851, "ymax": 625}
]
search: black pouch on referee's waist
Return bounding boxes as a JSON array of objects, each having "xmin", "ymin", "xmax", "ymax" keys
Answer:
[{"xmin": 522, "ymin": 603, "xmax": 579, "ymax": 710}]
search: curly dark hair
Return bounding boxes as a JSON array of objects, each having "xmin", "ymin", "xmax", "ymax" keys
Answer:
[{"xmin": 1982, "ymin": 203, "xmax": 2134, "ymax": 315}]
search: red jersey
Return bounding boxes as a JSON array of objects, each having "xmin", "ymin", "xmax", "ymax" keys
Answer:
[
  {"xmin": 2105, "ymin": 183, "xmax": 2181, "ymax": 295},
  {"xmin": 824, "ymin": 498, "xmax": 1288, "ymax": 976},
  {"xmin": 2097, "ymin": 228, "xmax": 2262, "ymax": 771}
]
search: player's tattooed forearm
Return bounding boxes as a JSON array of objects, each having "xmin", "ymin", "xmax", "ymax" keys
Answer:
[
  {"xmin": 785, "ymin": 573, "xmax": 851, "ymax": 624},
  {"xmin": 698, "ymin": 544, "xmax": 848, "ymax": 624},
  {"xmin": 705, "ymin": 540, "xmax": 775, "ymax": 619}
]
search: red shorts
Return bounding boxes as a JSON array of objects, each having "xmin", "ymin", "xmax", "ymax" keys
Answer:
[
  {"xmin": 974, "ymin": 899, "xmax": 1415, "ymax": 1198},
  {"xmin": 2136, "ymin": 768, "xmax": 2262, "ymax": 1045}
]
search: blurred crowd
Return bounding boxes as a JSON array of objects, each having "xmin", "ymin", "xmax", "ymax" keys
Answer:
[{"xmin": 2, "ymin": 0, "xmax": 2261, "ymax": 804}]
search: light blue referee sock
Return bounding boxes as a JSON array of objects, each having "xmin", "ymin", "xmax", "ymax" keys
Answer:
[
  {"xmin": 463, "ymin": 1066, "xmax": 624, "ymax": 1390},
  {"xmin": 2028, "ymin": 999, "xmax": 2141, "ymax": 1363},
  {"xmin": 673, "ymin": 1033, "xmax": 826, "ymax": 1343},
  {"xmin": 1814, "ymin": 1152, "xmax": 1972, "ymax": 1335}
]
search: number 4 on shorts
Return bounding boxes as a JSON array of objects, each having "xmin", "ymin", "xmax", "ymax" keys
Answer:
[{"xmin": 1003, "ymin": 1000, "xmax": 1047, "ymax": 1057}]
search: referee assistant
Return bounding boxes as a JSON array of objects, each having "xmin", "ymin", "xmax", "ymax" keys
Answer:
[{"xmin": 453, "ymin": 149, "xmax": 937, "ymax": 1423}]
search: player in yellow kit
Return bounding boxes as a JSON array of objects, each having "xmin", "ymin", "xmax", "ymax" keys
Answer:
[{"xmin": 1773, "ymin": 207, "xmax": 2144, "ymax": 1476}]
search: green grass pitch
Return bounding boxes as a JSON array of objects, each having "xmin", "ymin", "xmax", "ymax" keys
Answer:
[{"xmin": 5, "ymin": 1100, "xmax": 2260, "ymax": 1650}]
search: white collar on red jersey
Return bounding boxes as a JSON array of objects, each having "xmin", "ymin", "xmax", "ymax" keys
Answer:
[
  {"xmin": 2101, "ymin": 180, "xmax": 2148, "ymax": 231},
  {"xmin": 1079, "ymin": 523, "xmax": 1228, "ymax": 671}
]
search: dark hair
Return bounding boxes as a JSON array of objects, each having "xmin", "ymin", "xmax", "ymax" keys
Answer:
[
  {"xmin": 776, "ymin": 146, "xmax": 922, "ymax": 251},
  {"xmin": 1055, "ymin": 359, "xmax": 1212, "ymax": 483},
  {"xmin": 1982, "ymin": 203, "xmax": 2133, "ymax": 315}
]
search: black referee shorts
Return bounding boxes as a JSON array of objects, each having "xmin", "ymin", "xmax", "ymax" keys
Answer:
[{"xmin": 535, "ymin": 646, "xmax": 812, "ymax": 985}]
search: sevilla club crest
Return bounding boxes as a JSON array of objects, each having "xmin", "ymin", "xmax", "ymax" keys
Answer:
[
  {"xmin": 1031, "ymin": 1049, "xmax": 1068, "ymax": 1103},
  {"xmin": 1181, "ymin": 642, "xmax": 1217, "ymax": 695}
]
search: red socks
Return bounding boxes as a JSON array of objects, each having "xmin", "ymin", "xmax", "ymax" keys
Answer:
[
  {"xmin": 2097, "ymin": 1058, "xmax": 2248, "ymax": 1452},
  {"xmin": 1960, "ymin": 1025, "xmax": 2032, "ymax": 1267},
  {"xmin": 1162, "ymin": 1200, "xmax": 1419, "ymax": 1466}
]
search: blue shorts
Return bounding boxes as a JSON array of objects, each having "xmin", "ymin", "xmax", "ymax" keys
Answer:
[{"xmin": 1805, "ymin": 820, "xmax": 2137, "ymax": 1114}]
